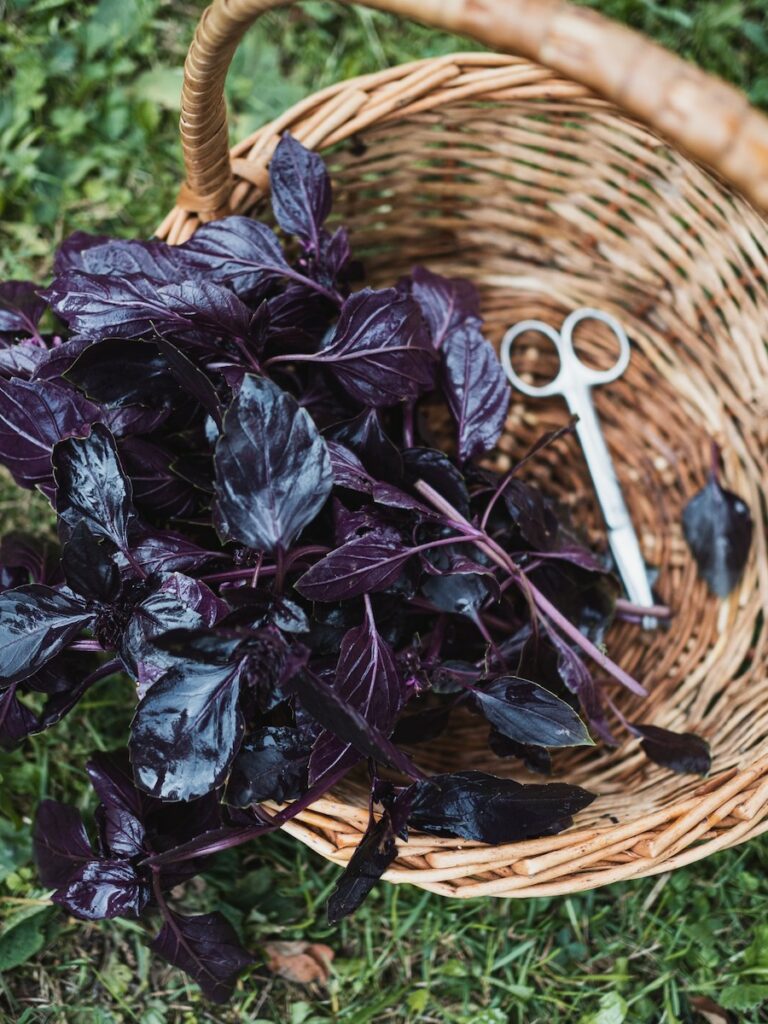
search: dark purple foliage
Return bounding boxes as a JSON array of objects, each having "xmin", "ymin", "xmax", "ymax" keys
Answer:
[{"xmin": 1, "ymin": 136, "xmax": 708, "ymax": 1001}]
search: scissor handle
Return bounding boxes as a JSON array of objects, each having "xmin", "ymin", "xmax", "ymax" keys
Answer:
[{"xmin": 501, "ymin": 307, "xmax": 631, "ymax": 397}]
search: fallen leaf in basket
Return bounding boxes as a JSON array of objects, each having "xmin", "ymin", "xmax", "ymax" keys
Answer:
[{"xmin": 264, "ymin": 941, "xmax": 335, "ymax": 985}]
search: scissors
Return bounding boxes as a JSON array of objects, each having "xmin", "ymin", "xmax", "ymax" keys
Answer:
[{"xmin": 500, "ymin": 307, "xmax": 656, "ymax": 629}]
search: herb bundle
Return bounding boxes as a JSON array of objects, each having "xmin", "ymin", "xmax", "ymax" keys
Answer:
[{"xmin": 0, "ymin": 136, "xmax": 718, "ymax": 1001}]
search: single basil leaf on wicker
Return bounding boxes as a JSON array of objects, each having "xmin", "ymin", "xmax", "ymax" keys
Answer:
[
  {"xmin": 487, "ymin": 729, "xmax": 553, "ymax": 775},
  {"xmin": 61, "ymin": 521, "xmax": 121, "ymax": 604},
  {"xmin": 33, "ymin": 800, "xmax": 95, "ymax": 888},
  {"xmin": 441, "ymin": 317, "xmax": 510, "ymax": 463},
  {"xmin": 225, "ymin": 726, "xmax": 310, "ymax": 806},
  {"xmin": 121, "ymin": 572, "xmax": 227, "ymax": 691},
  {"xmin": 65, "ymin": 339, "xmax": 177, "ymax": 407},
  {"xmin": 129, "ymin": 648, "xmax": 246, "ymax": 801},
  {"xmin": 407, "ymin": 771, "xmax": 595, "ymax": 843},
  {"xmin": 0, "ymin": 281, "xmax": 47, "ymax": 338},
  {"xmin": 52, "ymin": 859, "xmax": 151, "ymax": 921},
  {"xmin": 471, "ymin": 677, "xmax": 593, "ymax": 748},
  {"xmin": 42, "ymin": 272, "xmax": 177, "ymax": 339},
  {"xmin": 409, "ymin": 265, "xmax": 480, "ymax": 351},
  {"xmin": 326, "ymin": 808, "xmax": 398, "ymax": 924},
  {"xmin": 54, "ymin": 235, "xmax": 185, "ymax": 281},
  {"xmin": 402, "ymin": 447, "xmax": 470, "ymax": 518},
  {"xmin": 0, "ymin": 377, "xmax": 100, "ymax": 490},
  {"xmin": 309, "ymin": 604, "xmax": 403, "ymax": 784},
  {"xmin": 175, "ymin": 216, "xmax": 291, "ymax": 295},
  {"xmin": 53, "ymin": 424, "xmax": 134, "ymax": 552},
  {"xmin": 151, "ymin": 910, "xmax": 253, "ymax": 1004},
  {"xmin": 310, "ymin": 288, "xmax": 433, "ymax": 407},
  {"xmin": 0, "ymin": 685, "xmax": 40, "ymax": 750},
  {"xmin": 295, "ymin": 530, "xmax": 413, "ymax": 602},
  {"xmin": 0, "ymin": 585, "xmax": 92, "ymax": 686},
  {"xmin": 214, "ymin": 375, "xmax": 332, "ymax": 554},
  {"xmin": 290, "ymin": 671, "xmax": 418, "ymax": 780},
  {"xmin": 269, "ymin": 133, "xmax": 332, "ymax": 250},
  {"xmin": 682, "ymin": 471, "xmax": 752, "ymax": 597},
  {"xmin": 631, "ymin": 723, "xmax": 711, "ymax": 775},
  {"xmin": 118, "ymin": 437, "xmax": 199, "ymax": 521},
  {"xmin": 152, "ymin": 336, "xmax": 222, "ymax": 427}
]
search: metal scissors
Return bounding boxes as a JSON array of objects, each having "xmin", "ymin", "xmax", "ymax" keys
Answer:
[{"xmin": 500, "ymin": 307, "xmax": 656, "ymax": 629}]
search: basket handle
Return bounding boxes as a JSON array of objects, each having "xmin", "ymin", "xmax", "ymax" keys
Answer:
[{"xmin": 180, "ymin": 0, "xmax": 768, "ymax": 219}]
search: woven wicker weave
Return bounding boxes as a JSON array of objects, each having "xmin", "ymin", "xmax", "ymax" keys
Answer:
[{"xmin": 156, "ymin": 0, "xmax": 768, "ymax": 898}]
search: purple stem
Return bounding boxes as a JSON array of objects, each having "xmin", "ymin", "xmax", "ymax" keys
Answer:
[{"xmin": 413, "ymin": 479, "xmax": 647, "ymax": 698}]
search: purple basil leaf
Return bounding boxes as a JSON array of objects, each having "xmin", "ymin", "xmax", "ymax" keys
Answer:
[
  {"xmin": 175, "ymin": 216, "xmax": 291, "ymax": 296},
  {"xmin": 421, "ymin": 569, "xmax": 490, "ymax": 618},
  {"xmin": 53, "ymin": 859, "xmax": 150, "ymax": 920},
  {"xmin": 269, "ymin": 133, "xmax": 331, "ymax": 249},
  {"xmin": 682, "ymin": 471, "xmax": 752, "ymax": 597},
  {"xmin": 409, "ymin": 266, "xmax": 480, "ymax": 351},
  {"xmin": 65, "ymin": 338, "xmax": 175, "ymax": 407},
  {"xmin": 631, "ymin": 723, "xmax": 711, "ymax": 775},
  {"xmin": 442, "ymin": 317, "xmax": 509, "ymax": 462},
  {"xmin": 33, "ymin": 799, "xmax": 94, "ymax": 887},
  {"xmin": 500, "ymin": 479, "xmax": 559, "ymax": 550},
  {"xmin": 150, "ymin": 909, "xmax": 253, "ymax": 1003},
  {"xmin": 471, "ymin": 677, "xmax": 593, "ymax": 748},
  {"xmin": 328, "ymin": 408, "xmax": 403, "ymax": 483},
  {"xmin": 530, "ymin": 545, "xmax": 608, "ymax": 575},
  {"xmin": 318, "ymin": 226, "xmax": 351, "ymax": 282},
  {"xmin": 214, "ymin": 375, "xmax": 332, "ymax": 554},
  {"xmin": 225, "ymin": 725, "xmax": 310, "ymax": 806},
  {"xmin": 125, "ymin": 529, "xmax": 221, "ymax": 577},
  {"xmin": 118, "ymin": 437, "xmax": 199, "ymax": 521},
  {"xmin": 153, "ymin": 336, "xmax": 223, "ymax": 427},
  {"xmin": 0, "ymin": 684, "xmax": 40, "ymax": 750},
  {"xmin": 0, "ymin": 339, "xmax": 51, "ymax": 380},
  {"xmin": 291, "ymin": 670, "xmax": 418, "ymax": 780},
  {"xmin": 407, "ymin": 771, "xmax": 595, "ymax": 843},
  {"xmin": 326, "ymin": 807, "xmax": 397, "ymax": 923},
  {"xmin": 0, "ymin": 377, "xmax": 100, "ymax": 489},
  {"xmin": 0, "ymin": 532, "xmax": 60, "ymax": 587},
  {"xmin": 487, "ymin": 730, "xmax": 553, "ymax": 774},
  {"xmin": 312, "ymin": 288, "xmax": 433, "ymax": 407},
  {"xmin": 0, "ymin": 281, "xmax": 46, "ymax": 338},
  {"xmin": 402, "ymin": 447, "xmax": 470, "ymax": 517},
  {"xmin": 129, "ymin": 649, "xmax": 246, "ymax": 800},
  {"xmin": 54, "ymin": 234, "xmax": 184, "ymax": 281},
  {"xmin": 121, "ymin": 572, "xmax": 227, "ymax": 691},
  {"xmin": 85, "ymin": 753, "xmax": 146, "ymax": 858},
  {"xmin": 53, "ymin": 423, "xmax": 134, "ymax": 552},
  {"xmin": 0, "ymin": 584, "xmax": 92, "ymax": 686},
  {"xmin": 295, "ymin": 529, "xmax": 413, "ymax": 602},
  {"xmin": 392, "ymin": 705, "xmax": 452, "ymax": 745},
  {"xmin": 309, "ymin": 604, "xmax": 403, "ymax": 784},
  {"xmin": 546, "ymin": 629, "xmax": 616, "ymax": 746},
  {"xmin": 43, "ymin": 273, "xmax": 175, "ymax": 339},
  {"xmin": 156, "ymin": 280, "xmax": 254, "ymax": 341},
  {"xmin": 61, "ymin": 520, "xmax": 121, "ymax": 603},
  {"xmin": 327, "ymin": 440, "xmax": 373, "ymax": 493}
]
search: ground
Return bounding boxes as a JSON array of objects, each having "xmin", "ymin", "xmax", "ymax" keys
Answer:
[{"xmin": 2, "ymin": 1, "xmax": 768, "ymax": 1021}]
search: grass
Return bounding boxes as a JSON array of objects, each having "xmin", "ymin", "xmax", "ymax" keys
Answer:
[{"xmin": 2, "ymin": 1, "xmax": 768, "ymax": 1021}]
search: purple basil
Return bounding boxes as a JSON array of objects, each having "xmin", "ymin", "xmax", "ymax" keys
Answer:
[{"xmin": 0, "ymin": 135, "xmax": 706, "ymax": 1001}]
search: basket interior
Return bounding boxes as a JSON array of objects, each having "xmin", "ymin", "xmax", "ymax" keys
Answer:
[{"xmin": 311, "ymin": 97, "xmax": 768, "ymax": 832}]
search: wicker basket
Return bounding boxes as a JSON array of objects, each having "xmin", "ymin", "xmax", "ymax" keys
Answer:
[{"xmin": 156, "ymin": 0, "xmax": 768, "ymax": 899}]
